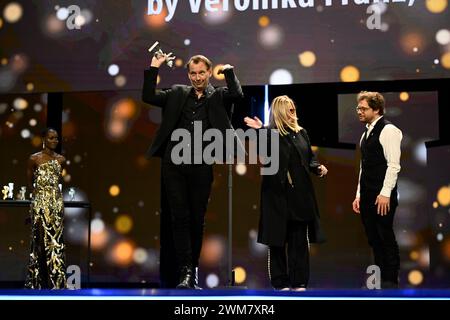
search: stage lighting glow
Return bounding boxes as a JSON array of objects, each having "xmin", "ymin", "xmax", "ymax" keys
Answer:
[
  {"xmin": 340, "ymin": 65, "xmax": 360, "ymax": 82},
  {"xmin": 202, "ymin": 5, "xmax": 231, "ymax": 25},
  {"xmin": 33, "ymin": 103, "xmax": 42, "ymax": 112},
  {"xmin": 109, "ymin": 185, "xmax": 120, "ymax": 197},
  {"xmin": 401, "ymin": 33, "xmax": 424, "ymax": 56},
  {"xmin": 409, "ymin": 250, "xmax": 419, "ymax": 261},
  {"xmin": 3, "ymin": 2, "xmax": 23, "ymax": 23},
  {"xmin": 201, "ymin": 236, "xmax": 225, "ymax": 267},
  {"xmin": 441, "ymin": 52, "xmax": 450, "ymax": 69},
  {"xmin": 46, "ymin": 15, "xmax": 65, "ymax": 35},
  {"xmin": 433, "ymin": 201, "xmax": 438, "ymax": 208},
  {"xmin": 184, "ymin": 39, "xmax": 191, "ymax": 46},
  {"xmin": 26, "ymin": 83, "xmax": 34, "ymax": 91},
  {"xmin": 269, "ymin": 69, "xmax": 293, "ymax": 85},
  {"xmin": 235, "ymin": 164, "xmax": 247, "ymax": 176},
  {"xmin": 56, "ymin": 7, "xmax": 69, "ymax": 21},
  {"xmin": 437, "ymin": 186, "xmax": 450, "ymax": 206},
  {"xmin": 114, "ymin": 75, "xmax": 126, "ymax": 87},
  {"xmin": 437, "ymin": 233, "xmax": 444, "ymax": 242},
  {"xmin": 115, "ymin": 214, "xmax": 133, "ymax": 234},
  {"xmin": 298, "ymin": 51, "xmax": 316, "ymax": 68},
  {"xmin": 31, "ymin": 136, "xmax": 41, "ymax": 147},
  {"xmin": 258, "ymin": 24, "xmax": 283, "ymax": 49},
  {"xmin": 112, "ymin": 240, "xmax": 134, "ymax": 266},
  {"xmin": 133, "ymin": 248, "xmax": 148, "ymax": 264},
  {"xmin": 206, "ymin": 274, "xmax": 219, "ymax": 288},
  {"xmin": 29, "ymin": 118, "xmax": 37, "ymax": 126},
  {"xmin": 426, "ymin": 0, "xmax": 448, "ymax": 13},
  {"xmin": 175, "ymin": 58, "xmax": 183, "ymax": 67},
  {"xmin": 91, "ymin": 230, "xmax": 109, "ymax": 250},
  {"xmin": 0, "ymin": 103, "xmax": 7, "ymax": 115},
  {"xmin": 234, "ymin": 266, "xmax": 246, "ymax": 284},
  {"xmin": 91, "ymin": 218, "xmax": 105, "ymax": 234},
  {"xmin": 108, "ymin": 64, "xmax": 120, "ymax": 76},
  {"xmin": 75, "ymin": 14, "xmax": 86, "ymax": 27},
  {"xmin": 258, "ymin": 16, "xmax": 270, "ymax": 27},
  {"xmin": 13, "ymin": 98, "xmax": 28, "ymax": 110},
  {"xmin": 408, "ymin": 270, "xmax": 423, "ymax": 286},
  {"xmin": 436, "ymin": 29, "xmax": 450, "ymax": 45},
  {"xmin": 20, "ymin": 129, "xmax": 30, "ymax": 139}
]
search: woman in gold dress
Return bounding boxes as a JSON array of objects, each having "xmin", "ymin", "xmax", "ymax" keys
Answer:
[{"xmin": 26, "ymin": 128, "xmax": 67, "ymax": 289}]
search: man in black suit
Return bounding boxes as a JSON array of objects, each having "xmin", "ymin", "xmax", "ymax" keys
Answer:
[
  {"xmin": 352, "ymin": 91, "xmax": 402, "ymax": 289},
  {"xmin": 142, "ymin": 53, "xmax": 243, "ymax": 289}
]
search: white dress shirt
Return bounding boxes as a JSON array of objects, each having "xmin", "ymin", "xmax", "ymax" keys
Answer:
[{"xmin": 356, "ymin": 116, "xmax": 402, "ymax": 198}]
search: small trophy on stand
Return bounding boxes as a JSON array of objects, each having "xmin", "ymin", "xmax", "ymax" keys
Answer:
[
  {"xmin": 17, "ymin": 186, "xmax": 26, "ymax": 200},
  {"xmin": 7, "ymin": 183, "xmax": 14, "ymax": 200},
  {"xmin": 2, "ymin": 185, "xmax": 9, "ymax": 200},
  {"xmin": 148, "ymin": 41, "xmax": 176, "ymax": 68},
  {"xmin": 68, "ymin": 187, "xmax": 76, "ymax": 201}
]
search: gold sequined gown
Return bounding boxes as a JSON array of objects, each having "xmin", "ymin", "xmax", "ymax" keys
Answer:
[{"xmin": 26, "ymin": 159, "xmax": 66, "ymax": 289}]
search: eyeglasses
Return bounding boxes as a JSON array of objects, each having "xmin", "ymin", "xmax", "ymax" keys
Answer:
[{"xmin": 355, "ymin": 106, "xmax": 371, "ymax": 113}]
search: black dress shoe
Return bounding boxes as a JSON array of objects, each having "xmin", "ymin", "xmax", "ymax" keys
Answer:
[{"xmin": 176, "ymin": 266, "xmax": 194, "ymax": 289}]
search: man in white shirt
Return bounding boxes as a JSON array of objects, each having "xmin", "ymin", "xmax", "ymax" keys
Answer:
[{"xmin": 352, "ymin": 91, "xmax": 402, "ymax": 289}]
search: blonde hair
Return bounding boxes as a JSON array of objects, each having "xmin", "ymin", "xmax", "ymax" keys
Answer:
[{"xmin": 269, "ymin": 95, "xmax": 302, "ymax": 136}]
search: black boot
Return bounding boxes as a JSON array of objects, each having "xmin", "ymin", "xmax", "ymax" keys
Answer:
[{"xmin": 176, "ymin": 266, "xmax": 194, "ymax": 289}]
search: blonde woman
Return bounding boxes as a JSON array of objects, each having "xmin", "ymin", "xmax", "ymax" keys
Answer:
[{"xmin": 245, "ymin": 95, "xmax": 328, "ymax": 290}]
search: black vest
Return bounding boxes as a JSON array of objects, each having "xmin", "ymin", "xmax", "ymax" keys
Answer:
[{"xmin": 360, "ymin": 117, "xmax": 397, "ymax": 196}]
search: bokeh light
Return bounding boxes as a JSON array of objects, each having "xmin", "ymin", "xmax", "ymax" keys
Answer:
[
  {"xmin": 436, "ymin": 29, "xmax": 450, "ymax": 45},
  {"xmin": 13, "ymin": 97, "xmax": 27, "ymax": 110},
  {"xmin": 144, "ymin": 7, "xmax": 167, "ymax": 29},
  {"xmin": 109, "ymin": 184, "xmax": 120, "ymax": 197},
  {"xmin": 3, "ymin": 2, "xmax": 23, "ymax": 23},
  {"xmin": 437, "ymin": 186, "xmax": 450, "ymax": 206},
  {"xmin": 340, "ymin": 65, "xmax": 360, "ymax": 82},
  {"xmin": 202, "ymin": 5, "xmax": 231, "ymax": 25},
  {"xmin": 269, "ymin": 69, "xmax": 293, "ymax": 85},
  {"xmin": 206, "ymin": 273, "xmax": 219, "ymax": 288},
  {"xmin": 91, "ymin": 229, "xmax": 109, "ymax": 250},
  {"xmin": 441, "ymin": 52, "xmax": 450, "ymax": 69},
  {"xmin": 425, "ymin": 0, "xmax": 448, "ymax": 13},
  {"xmin": 258, "ymin": 16, "xmax": 270, "ymax": 27},
  {"xmin": 91, "ymin": 218, "xmax": 105, "ymax": 234},
  {"xmin": 235, "ymin": 164, "xmax": 247, "ymax": 175},
  {"xmin": 298, "ymin": 51, "xmax": 316, "ymax": 68},
  {"xmin": 108, "ymin": 64, "xmax": 120, "ymax": 76},
  {"xmin": 408, "ymin": 270, "xmax": 423, "ymax": 286},
  {"xmin": 115, "ymin": 214, "xmax": 133, "ymax": 234},
  {"xmin": 399, "ymin": 92, "xmax": 409, "ymax": 102},
  {"xmin": 258, "ymin": 25, "xmax": 283, "ymax": 49},
  {"xmin": 112, "ymin": 240, "xmax": 134, "ymax": 266},
  {"xmin": 234, "ymin": 266, "xmax": 247, "ymax": 284},
  {"xmin": 133, "ymin": 247, "xmax": 148, "ymax": 264},
  {"xmin": 200, "ymin": 236, "xmax": 225, "ymax": 267},
  {"xmin": 400, "ymin": 32, "xmax": 425, "ymax": 55}
]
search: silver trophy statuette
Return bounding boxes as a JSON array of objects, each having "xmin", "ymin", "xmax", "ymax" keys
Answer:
[
  {"xmin": 148, "ymin": 41, "xmax": 176, "ymax": 68},
  {"xmin": 18, "ymin": 186, "xmax": 26, "ymax": 200},
  {"xmin": 69, "ymin": 187, "xmax": 76, "ymax": 201},
  {"xmin": 7, "ymin": 183, "xmax": 14, "ymax": 199}
]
